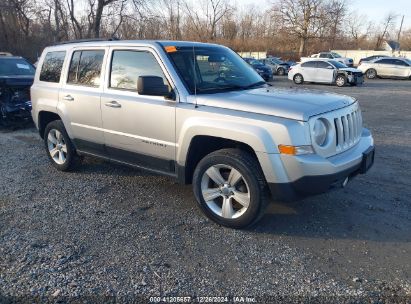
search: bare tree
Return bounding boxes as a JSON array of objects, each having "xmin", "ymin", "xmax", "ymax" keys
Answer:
[
  {"xmin": 375, "ymin": 12, "xmax": 397, "ymax": 49},
  {"xmin": 276, "ymin": 0, "xmax": 324, "ymax": 57}
]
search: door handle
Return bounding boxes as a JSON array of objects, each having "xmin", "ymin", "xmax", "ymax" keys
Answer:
[
  {"xmin": 63, "ymin": 95, "xmax": 74, "ymax": 101},
  {"xmin": 105, "ymin": 100, "xmax": 122, "ymax": 108}
]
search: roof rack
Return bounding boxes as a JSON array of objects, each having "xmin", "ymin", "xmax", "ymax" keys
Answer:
[{"xmin": 56, "ymin": 37, "xmax": 119, "ymax": 45}]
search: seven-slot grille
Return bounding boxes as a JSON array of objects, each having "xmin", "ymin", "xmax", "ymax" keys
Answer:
[{"xmin": 334, "ymin": 108, "xmax": 362, "ymax": 152}]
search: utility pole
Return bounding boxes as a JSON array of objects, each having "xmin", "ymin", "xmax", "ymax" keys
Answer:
[{"xmin": 397, "ymin": 15, "xmax": 404, "ymax": 44}]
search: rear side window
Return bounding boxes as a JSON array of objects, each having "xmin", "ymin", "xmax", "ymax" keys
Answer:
[
  {"xmin": 109, "ymin": 50, "xmax": 169, "ymax": 91},
  {"xmin": 40, "ymin": 51, "xmax": 66, "ymax": 83},
  {"xmin": 393, "ymin": 59, "xmax": 408, "ymax": 66},
  {"xmin": 67, "ymin": 50, "xmax": 105, "ymax": 87},
  {"xmin": 301, "ymin": 61, "xmax": 317, "ymax": 68}
]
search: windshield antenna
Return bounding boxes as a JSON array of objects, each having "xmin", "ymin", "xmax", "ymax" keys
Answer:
[{"xmin": 193, "ymin": 45, "xmax": 198, "ymax": 108}]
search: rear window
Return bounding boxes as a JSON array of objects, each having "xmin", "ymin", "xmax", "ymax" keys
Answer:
[
  {"xmin": 0, "ymin": 58, "xmax": 35, "ymax": 76},
  {"xmin": 40, "ymin": 51, "xmax": 66, "ymax": 83},
  {"xmin": 67, "ymin": 50, "xmax": 105, "ymax": 87}
]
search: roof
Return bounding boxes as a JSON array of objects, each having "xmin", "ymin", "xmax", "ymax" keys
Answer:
[
  {"xmin": 0, "ymin": 56, "xmax": 24, "ymax": 60},
  {"xmin": 45, "ymin": 39, "xmax": 225, "ymax": 54},
  {"xmin": 53, "ymin": 39, "xmax": 220, "ymax": 48}
]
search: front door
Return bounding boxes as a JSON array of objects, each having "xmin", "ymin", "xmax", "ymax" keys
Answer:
[
  {"xmin": 316, "ymin": 61, "xmax": 336, "ymax": 83},
  {"xmin": 101, "ymin": 47, "xmax": 176, "ymax": 175}
]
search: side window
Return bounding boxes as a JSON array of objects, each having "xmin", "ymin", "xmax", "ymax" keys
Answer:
[
  {"xmin": 67, "ymin": 50, "xmax": 105, "ymax": 87},
  {"xmin": 378, "ymin": 59, "xmax": 393, "ymax": 65},
  {"xmin": 110, "ymin": 50, "xmax": 169, "ymax": 92},
  {"xmin": 393, "ymin": 59, "xmax": 408, "ymax": 66},
  {"xmin": 317, "ymin": 61, "xmax": 333, "ymax": 69},
  {"xmin": 301, "ymin": 61, "xmax": 317, "ymax": 68},
  {"xmin": 39, "ymin": 51, "xmax": 66, "ymax": 83},
  {"xmin": 319, "ymin": 53, "xmax": 327, "ymax": 58}
]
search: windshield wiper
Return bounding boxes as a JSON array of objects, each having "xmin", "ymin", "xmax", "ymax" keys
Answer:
[
  {"xmin": 241, "ymin": 81, "xmax": 268, "ymax": 89},
  {"xmin": 195, "ymin": 81, "xmax": 268, "ymax": 94}
]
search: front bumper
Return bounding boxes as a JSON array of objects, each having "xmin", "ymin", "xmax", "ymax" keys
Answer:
[{"xmin": 265, "ymin": 128, "xmax": 374, "ymax": 201}]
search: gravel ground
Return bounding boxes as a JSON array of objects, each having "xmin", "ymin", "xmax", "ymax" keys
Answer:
[{"xmin": 0, "ymin": 77, "xmax": 410, "ymax": 303}]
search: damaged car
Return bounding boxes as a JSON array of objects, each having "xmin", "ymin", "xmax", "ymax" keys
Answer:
[
  {"xmin": 288, "ymin": 59, "xmax": 363, "ymax": 87},
  {"xmin": 0, "ymin": 55, "xmax": 34, "ymax": 126}
]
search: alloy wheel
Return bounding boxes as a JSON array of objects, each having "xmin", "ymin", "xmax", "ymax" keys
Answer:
[
  {"xmin": 47, "ymin": 129, "xmax": 67, "ymax": 165},
  {"xmin": 200, "ymin": 164, "xmax": 250, "ymax": 219}
]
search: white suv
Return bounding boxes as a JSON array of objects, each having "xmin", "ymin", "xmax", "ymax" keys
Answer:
[{"xmin": 31, "ymin": 40, "xmax": 375, "ymax": 228}]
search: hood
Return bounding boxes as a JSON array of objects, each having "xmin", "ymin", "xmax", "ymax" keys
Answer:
[
  {"xmin": 339, "ymin": 67, "xmax": 362, "ymax": 73},
  {"xmin": 0, "ymin": 75, "xmax": 34, "ymax": 87},
  {"xmin": 194, "ymin": 87, "xmax": 356, "ymax": 121}
]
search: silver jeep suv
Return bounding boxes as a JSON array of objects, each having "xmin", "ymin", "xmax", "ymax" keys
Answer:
[{"xmin": 31, "ymin": 40, "xmax": 375, "ymax": 228}]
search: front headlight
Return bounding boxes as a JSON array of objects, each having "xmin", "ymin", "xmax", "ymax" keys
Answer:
[{"xmin": 313, "ymin": 119, "xmax": 328, "ymax": 146}]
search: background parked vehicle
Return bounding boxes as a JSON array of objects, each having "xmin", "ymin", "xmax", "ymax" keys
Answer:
[
  {"xmin": 302, "ymin": 52, "xmax": 354, "ymax": 67},
  {"xmin": 358, "ymin": 57, "xmax": 411, "ymax": 79},
  {"xmin": 260, "ymin": 57, "xmax": 290, "ymax": 76},
  {"xmin": 358, "ymin": 55, "xmax": 388, "ymax": 66},
  {"xmin": 288, "ymin": 59, "xmax": 363, "ymax": 87},
  {"xmin": 242, "ymin": 58, "xmax": 273, "ymax": 81},
  {"xmin": 0, "ymin": 55, "xmax": 35, "ymax": 126}
]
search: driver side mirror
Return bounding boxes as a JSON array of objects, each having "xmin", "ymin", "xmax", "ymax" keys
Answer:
[{"xmin": 137, "ymin": 76, "xmax": 171, "ymax": 98}]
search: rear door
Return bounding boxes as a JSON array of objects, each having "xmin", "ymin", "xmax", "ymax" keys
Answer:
[
  {"xmin": 100, "ymin": 47, "xmax": 177, "ymax": 175},
  {"xmin": 58, "ymin": 48, "xmax": 107, "ymax": 154},
  {"xmin": 300, "ymin": 61, "xmax": 317, "ymax": 81}
]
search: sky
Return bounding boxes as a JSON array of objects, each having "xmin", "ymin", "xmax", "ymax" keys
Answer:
[{"xmin": 237, "ymin": 0, "xmax": 411, "ymax": 28}]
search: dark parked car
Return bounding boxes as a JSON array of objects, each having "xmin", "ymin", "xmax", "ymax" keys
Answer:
[
  {"xmin": 0, "ymin": 55, "xmax": 35, "ymax": 126},
  {"xmin": 358, "ymin": 55, "xmax": 388, "ymax": 66},
  {"xmin": 242, "ymin": 58, "xmax": 273, "ymax": 81},
  {"xmin": 261, "ymin": 57, "xmax": 291, "ymax": 76}
]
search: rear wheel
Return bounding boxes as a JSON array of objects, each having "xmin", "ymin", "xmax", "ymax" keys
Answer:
[
  {"xmin": 277, "ymin": 67, "xmax": 286, "ymax": 76},
  {"xmin": 192, "ymin": 148, "xmax": 269, "ymax": 229},
  {"xmin": 293, "ymin": 74, "xmax": 304, "ymax": 84},
  {"xmin": 44, "ymin": 120, "xmax": 79, "ymax": 171},
  {"xmin": 336, "ymin": 75, "xmax": 347, "ymax": 87},
  {"xmin": 366, "ymin": 68, "xmax": 377, "ymax": 79}
]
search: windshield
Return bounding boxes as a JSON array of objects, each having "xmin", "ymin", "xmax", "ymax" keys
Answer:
[
  {"xmin": 331, "ymin": 52, "xmax": 342, "ymax": 58},
  {"xmin": 404, "ymin": 58, "xmax": 411, "ymax": 65},
  {"xmin": 0, "ymin": 58, "xmax": 35, "ymax": 76},
  {"xmin": 165, "ymin": 46, "xmax": 264, "ymax": 94},
  {"xmin": 329, "ymin": 60, "xmax": 347, "ymax": 68}
]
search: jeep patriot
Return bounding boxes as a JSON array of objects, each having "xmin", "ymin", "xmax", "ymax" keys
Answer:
[{"xmin": 31, "ymin": 40, "xmax": 375, "ymax": 228}]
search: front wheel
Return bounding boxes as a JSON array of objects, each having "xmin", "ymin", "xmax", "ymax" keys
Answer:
[
  {"xmin": 366, "ymin": 69, "xmax": 377, "ymax": 79},
  {"xmin": 192, "ymin": 149, "xmax": 268, "ymax": 229},
  {"xmin": 44, "ymin": 120, "xmax": 79, "ymax": 171},
  {"xmin": 336, "ymin": 75, "xmax": 347, "ymax": 87}
]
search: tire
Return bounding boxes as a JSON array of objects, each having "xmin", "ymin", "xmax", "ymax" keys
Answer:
[
  {"xmin": 277, "ymin": 67, "xmax": 286, "ymax": 76},
  {"xmin": 293, "ymin": 74, "xmax": 304, "ymax": 84},
  {"xmin": 336, "ymin": 74, "xmax": 347, "ymax": 87},
  {"xmin": 366, "ymin": 68, "xmax": 377, "ymax": 79},
  {"xmin": 44, "ymin": 120, "xmax": 79, "ymax": 171},
  {"xmin": 192, "ymin": 148, "xmax": 269, "ymax": 229}
]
